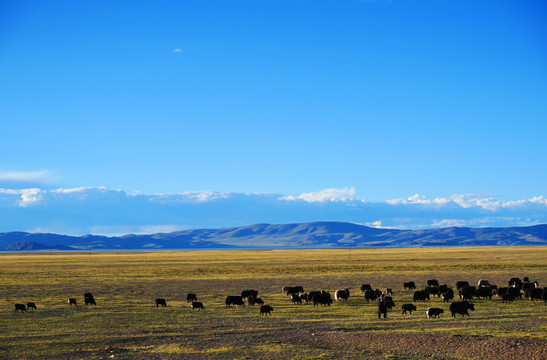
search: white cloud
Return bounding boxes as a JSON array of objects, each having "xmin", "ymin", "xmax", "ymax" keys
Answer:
[
  {"xmin": 147, "ymin": 190, "xmax": 231, "ymax": 203},
  {"xmin": 0, "ymin": 170, "xmax": 53, "ymax": 183},
  {"xmin": 18, "ymin": 188, "xmax": 43, "ymax": 207},
  {"xmin": 172, "ymin": 48, "xmax": 183, "ymax": 54},
  {"xmin": 53, "ymin": 186, "xmax": 108, "ymax": 194},
  {"xmin": 281, "ymin": 187, "xmax": 356, "ymax": 203},
  {"xmin": 386, "ymin": 193, "xmax": 507, "ymax": 210},
  {"xmin": 431, "ymin": 219, "xmax": 467, "ymax": 228}
]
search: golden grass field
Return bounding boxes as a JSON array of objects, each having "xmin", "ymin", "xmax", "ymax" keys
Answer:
[{"xmin": 1, "ymin": 247, "xmax": 546, "ymax": 359}]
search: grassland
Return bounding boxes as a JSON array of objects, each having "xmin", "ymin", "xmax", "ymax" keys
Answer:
[{"xmin": 1, "ymin": 247, "xmax": 546, "ymax": 359}]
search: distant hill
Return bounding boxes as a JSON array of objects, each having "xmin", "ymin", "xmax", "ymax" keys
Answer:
[{"xmin": 1, "ymin": 222, "xmax": 546, "ymax": 251}]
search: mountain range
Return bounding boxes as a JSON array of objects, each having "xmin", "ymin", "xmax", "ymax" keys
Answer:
[{"xmin": 1, "ymin": 222, "xmax": 546, "ymax": 251}]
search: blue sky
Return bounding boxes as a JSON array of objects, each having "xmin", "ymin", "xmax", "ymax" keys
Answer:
[{"xmin": 1, "ymin": 1, "xmax": 546, "ymax": 234}]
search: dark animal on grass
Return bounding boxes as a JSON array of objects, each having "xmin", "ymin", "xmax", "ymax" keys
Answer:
[
  {"xmin": 427, "ymin": 286, "xmax": 440, "ymax": 298},
  {"xmin": 442, "ymin": 288, "xmax": 455, "ymax": 302},
  {"xmin": 413, "ymin": 290, "xmax": 429, "ymax": 302},
  {"xmin": 427, "ymin": 279, "xmax": 439, "ymax": 288},
  {"xmin": 155, "ymin": 298, "xmax": 167, "ymax": 307},
  {"xmin": 14, "ymin": 304, "xmax": 26, "ymax": 312},
  {"xmin": 225, "ymin": 295, "xmax": 245, "ymax": 308},
  {"xmin": 403, "ymin": 281, "xmax": 416, "ymax": 290},
  {"xmin": 191, "ymin": 301, "xmax": 204, "ymax": 311},
  {"xmin": 377, "ymin": 299, "xmax": 388, "ymax": 319},
  {"xmin": 450, "ymin": 301, "xmax": 475, "ymax": 317},
  {"xmin": 360, "ymin": 284, "xmax": 373, "ymax": 292},
  {"xmin": 525, "ymin": 288, "xmax": 543, "ymax": 301},
  {"xmin": 497, "ymin": 287, "xmax": 508, "ymax": 297},
  {"xmin": 502, "ymin": 294, "xmax": 515, "ymax": 303},
  {"xmin": 426, "ymin": 308, "xmax": 444, "ymax": 319},
  {"xmin": 384, "ymin": 296, "xmax": 395, "ymax": 310},
  {"xmin": 523, "ymin": 276, "xmax": 530, "ymax": 283},
  {"xmin": 26, "ymin": 302, "xmax": 37, "ymax": 310},
  {"xmin": 375, "ymin": 289, "xmax": 383, "ymax": 298},
  {"xmin": 459, "ymin": 286, "xmax": 476, "ymax": 301},
  {"xmin": 509, "ymin": 277, "xmax": 522, "ymax": 289},
  {"xmin": 308, "ymin": 291, "xmax": 322, "ymax": 303},
  {"xmin": 68, "ymin": 298, "xmax": 77, "ymax": 306},
  {"xmin": 507, "ymin": 287, "xmax": 522, "ymax": 299},
  {"xmin": 283, "ymin": 286, "xmax": 304, "ymax": 295},
  {"xmin": 260, "ymin": 305, "xmax": 273, "ymax": 316},
  {"xmin": 401, "ymin": 303, "xmax": 417, "ymax": 315},
  {"xmin": 186, "ymin": 293, "xmax": 197, "ymax": 303},
  {"xmin": 386, "ymin": 288, "xmax": 393, "ymax": 296},
  {"xmin": 475, "ymin": 287, "xmax": 492, "ymax": 299},
  {"xmin": 335, "ymin": 288, "xmax": 350, "ymax": 301},
  {"xmin": 249, "ymin": 297, "xmax": 264, "ymax": 306},
  {"xmin": 84, "ymin": 292, "xmax": 93, "ymax": 298},
  {"xmin": 478, "ymin": 279, "xmax": 490, "ymax": 288},
  {"xmin": 299, "ymin": 293, "xmax": 309, "ymax": 303},
  {"xmin": 85, "ymin": 297, "xmax": 96, "ymax": 306},
  {"xmin": 241, "ymin": 290, "xmax": 258, "ymax": 299},
  {"xmin": 364, "ymin": 289, "xmax": 377, "ymax": 302},
  {"xmin": 456, "ymin": 281, "xmax": 469, "ymax": 290},
  {"xmin": 291, "ymin": 294, "xmax": 302, "ymax": 304},
  {"xmin": 439, "ymin": 284, "xmax": 448, "ymax": 294},
  {"xmin": 312, "ymin": 292, "xmax": 333, "ymax": 306}
]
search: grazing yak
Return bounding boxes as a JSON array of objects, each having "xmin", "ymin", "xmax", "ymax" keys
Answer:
[
  {"xmin": 427, "ymin": 279, "xmax": 439, "ymax": 288},
  {"xmin": 335, "ymin": 289, "xmax": 350, "ymax": 301},
  {"xmin": 291, "ymin": 294, "xmax": 302, "ymax": 304},
  {"xmin": 14, "ymin": 304, "xmax": 27, "ymax": 312},
  {"xmin": 507, "ymin": 287, "xmax": 523, "ymax": 299},
  {"xmin": 187, "ymin": 293, "xmax": 197, "ymax": 303},
  {"xmin": 225, "ymin": 295, "xmax": 245, "ymax": 308},
  {"xmin": 502, "ymin": 294, "xmax": 515, "ymax": 303},
  {"xmin": 360, "ymin": 284, "xmax": 373, "ymax": 292},
  {"xmin": 312, "ymin": 292, "xmax": 333, "ymax": 306},
  {"xmin": 426, "ymin": 308, "xmax": 444, "ymax": 319},
  {"xmin": 438, "ymin": 284, "xmax": 449, "ymax": 293},
  {"xmin": 442, "ymin": 288, "xmax": 455, "ymax": 302},
  {"xmin": 308, "ymin": 291, "xmax": 322, "ymax": 302},
  {"xmin": 377, "ymin": 299, "xmax": 388, "ymax": 319},
  {"xmin": 449, "ymin": 301, "xmax": 475, "ymax": 317},
  {"xmin": 191, "ymin": 301, "xmax": 205, "ymax": 311},
  {"xmin": 402, "ymin": 303, "xmax": 417, "ymax": 315},
  {"xmin": 26, "ymin": 302, "xmax": 37, "ymax": 310},
  {"xmin": 413, "ymin": 290, "xmax": 429, "ymax": 302},
  {"xmin": 260, "ymin": 305, "xmax": 273, "ymax": 316},
  {"xmin": 364, "ymin": 290, "xmax": 377, "ymax": 302},
  {"xmin": 384, "ymin": 296, "xmax": 395, "ymax": 311},
  {"xmin": 508, "ymin": 277, "xmax": 523, "ymax": 289},
  {"xmin": 427, "ymin": 286, "xmax": 441, "ymax": 298},
  {"xmin": 68, "ymin": 298, "xmax": 77, "ymax": 306},
  {"xmin": 283, "ymin": 286, "xmax": 304, "ymax": 296},
  {"xmin": 85, "ymin": 297, "xmax": 96, "ymax": 306},
  {"xmin": 155, "ymin": 298, "xmax": 167, "ymax": 307},
  {"xmin": 403, "ymin": 281, "xmax": 416, "ymax": 290},
  {"xmin": 478, "ymin": 279, "xmax": 490, "ymax": 288},
  {"xmin": 525, "ymin": 288, "xmax": 543, "ymax": 301},
  {"xmin": 248, "ymin": 297, "xmax": 264, "ymax": 306},
  {"xmin": 241, "ymin": 290, "xmax": 259, "ymax": 299},
  {"xmin": 475, "ymin": 287, "xmax": 492, "ymax": 299},
  {"xmin": 459, "ymin": 286, "xmax": 476, "ymax": 301},
  {"xmin": 456, "ymin": 281, "xmax": 470, "ymax": 290},
  {"xmin": 84, "ymin": 293, "xmax": 96, "ymax": 306}
]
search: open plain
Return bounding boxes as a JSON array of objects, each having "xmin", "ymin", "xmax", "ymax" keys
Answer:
[{"xmin": 1, "ymin": 247, "xmax": 546, "ymax": 359}]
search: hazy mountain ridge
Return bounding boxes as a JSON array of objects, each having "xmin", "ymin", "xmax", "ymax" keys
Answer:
[{"xmin": 0, "ymin": 222, "xmax": 546, "ymax": 251}]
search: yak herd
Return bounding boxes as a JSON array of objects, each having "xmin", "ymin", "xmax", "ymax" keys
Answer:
[{"xmin": 13, "ymin": 276, "xmax": 546, "ymax": 320}]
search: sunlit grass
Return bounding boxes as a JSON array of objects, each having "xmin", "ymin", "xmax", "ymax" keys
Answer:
[{"xmin": 1, "ymin": 247, "xmax": 546, "ymax": 359}]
